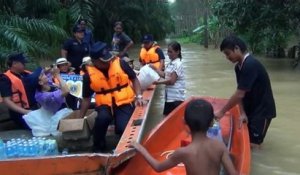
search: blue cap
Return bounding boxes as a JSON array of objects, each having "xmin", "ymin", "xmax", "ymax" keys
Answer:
[
  {"xmin": 90, "ymin": 42, "xmax": 113, "ymax": 62},
  {"xmin": 8, "ymin": 53, "xmax": 29, "ymax": 64},
  {"xmin": 142, "ymin": 34, "xmax": 154, "ymax": 43},
  {"xmin": 72, "ymin": 25, "xmax": 85, "ymax": 33}
]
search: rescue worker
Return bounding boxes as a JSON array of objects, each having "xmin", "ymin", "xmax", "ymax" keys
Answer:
[
  {"xmin": 79, "ymin": 42, "xmax": 143, "ymax": 152},
  {"xmin": 0, "ymin": 53, "xmax": 42, "ymax": 129},
  {"xmin": 139, "ymin": 34, "xmax": 165, "ymax": 71},
  {"xmin": 61, "ymin": 25, "xmax": 89, "ymax": 74}
]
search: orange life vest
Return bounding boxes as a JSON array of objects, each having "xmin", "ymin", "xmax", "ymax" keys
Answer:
[
  {"xmin": 4, "ymin": 70, "xmax": 30, "ymax": 108},
  {"xmin": 87, "ymin": 57, "xmax": 135, "ymax": 107},
  {"xmin": 140, "ymin": 45, "xmax": 161, "ymax": 69}
]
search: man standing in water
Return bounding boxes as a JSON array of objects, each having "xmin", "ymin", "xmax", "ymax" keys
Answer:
[
  {"xmin": 111, "ymin": 21, "xmax": 134, "ymax": 59},
  {"xmin": 215, "ymin": 35, "xmax": 276, "ymax": 149}
]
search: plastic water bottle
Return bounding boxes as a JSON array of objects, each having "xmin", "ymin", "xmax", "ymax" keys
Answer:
[
  {"xmin": 62, "ymin": 148, "xmax": 68, "ymax": 155},
  {"xmin": 207, "ymin": 122, "xmax": 223, "ymax": 142},
  {"xmin": 0, "ymin": 139, "xmax": 7, "ymax": 160}
]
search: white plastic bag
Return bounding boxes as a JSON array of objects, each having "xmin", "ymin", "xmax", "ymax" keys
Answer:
[
  {"xmin": 23, "ymin": 107, "xmax": 72, "ymax": 137},
  {"xmin": 137, "ymin": 64, "xmax": 160, "ymax": 90},
  {"xmin": 49, "ymin": 108, "xmax": 73, "ymax": 136}
]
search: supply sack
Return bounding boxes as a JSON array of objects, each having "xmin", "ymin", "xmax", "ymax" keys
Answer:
[
  {"xmin": 23, "ymin": 107, "xmax": 72, "ymax": 137},
  {"xmin": 137, "ymin": 64, "xmax": 160, "ymax": 90}
]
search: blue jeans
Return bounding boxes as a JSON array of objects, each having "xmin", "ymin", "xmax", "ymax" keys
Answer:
[{"xmin": 93, "ymin": 103, "xmax": 135, "ymax": 151}]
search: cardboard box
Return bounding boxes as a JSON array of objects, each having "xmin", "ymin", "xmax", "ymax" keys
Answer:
[{"xmin": 58, "ymin": 109, "xmax": 97, "ymax": 140}]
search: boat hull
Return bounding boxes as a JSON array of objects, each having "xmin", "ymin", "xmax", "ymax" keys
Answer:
[
  {"xmin": 112, "ymin": 96, "xmax": 251, "ymax": 175},
  {"xmin": 0, "ymin": 86, "xmax": 157, "ymax": 175}
]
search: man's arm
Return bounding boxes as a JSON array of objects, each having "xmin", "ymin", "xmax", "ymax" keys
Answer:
[
  {"xmin": 61, "ymin": 40, "xmax": 70, "ymax": 58},
  {"xmin": 61, "ymin": 49, "xmax": 68, "ymax": 58},
  {"xmin": 3, "ymin": 97, "xmax": 31, "ymax": 115},
  {"xmin": 79, "ymin": 97, "xmax": 91, "ymax": 118},
  {"xmin": 79, "ymin": 74, "xmax": 93, "ymax": 117},
  {"xmin": 156, "ymin": 48, "xmax": 165, "ymax": 71},
  {"xmin": 119, "ymin": 41, "xmax": 134, "ymax": 57},
  {"xmin": 215, "ymin": 89, "xmax": 246, "ymax": 119}
]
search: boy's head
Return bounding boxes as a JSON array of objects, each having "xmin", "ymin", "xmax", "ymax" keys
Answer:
[
  {"xmin": 220, "ymin": 35, "xmax": 247, "ymax": 63},
  {"xmin": 184, "ymin": 99, "xmax": 214, "ymax": 133}
]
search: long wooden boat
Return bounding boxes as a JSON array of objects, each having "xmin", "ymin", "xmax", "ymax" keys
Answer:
[
  {"xmin": 0, "ymin": 85, "xmax": 157, "ymax": 175},
  {"xmin": 112, "ymin": 96, "xmax": 251, "ymax": 175}
]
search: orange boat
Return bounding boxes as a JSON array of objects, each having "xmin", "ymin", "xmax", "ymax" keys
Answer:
[
  {"xmin": 0, "ymin": 85, "xmax": 157, "ymax": 175},
  {"xmin": 112, "ymin": 96, "xmax": 251, "ymax": 175}
]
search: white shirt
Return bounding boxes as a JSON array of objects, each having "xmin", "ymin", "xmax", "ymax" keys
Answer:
[{"xmin": 164, "ymin": 58, "xmax": 185, "ymax": 102}]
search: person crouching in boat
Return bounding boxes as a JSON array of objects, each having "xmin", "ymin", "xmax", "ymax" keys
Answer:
[
  {"xmin": 79, "ymin": 41, "xmax": 143, "ymax": 152},
  {"xmin": 0, "ymin": 53, "xmax": 43, "ymax": 129},
  {"xmin": 139, "ymin": 34, "xmax": 165, "ymax": 71},
  {"xmin": 35, "ymin": 67, "xmax": 70, "ymax": 114},
  {"xmin": 149, "ymin": 41, "xmax": 185, "ymax": 116},
  {"xmin": 131, "ymin": 99, "xmax": 238, "ymax": 175}
]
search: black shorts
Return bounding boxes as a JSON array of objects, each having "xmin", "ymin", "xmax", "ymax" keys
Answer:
[
  {"xmin": 163, "ymin": 101, "xmax": 183, "ymax": 116},
  {"xmin": 248, "ymin": 117, "xmax": 272, "ymax": 144}
]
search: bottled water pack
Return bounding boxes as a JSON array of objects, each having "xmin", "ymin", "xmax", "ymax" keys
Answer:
[{"xmin": 0, "ymin": 137, "xmax": 58, "ymax": 160}]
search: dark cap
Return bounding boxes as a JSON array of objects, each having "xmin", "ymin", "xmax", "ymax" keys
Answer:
[
  {"xmin": 72, "ymin": 25, "xmax": 85, "ymax": 33},
  {"xmin": 8, "ymin": 53, "xmax": 29, "ymax": 64},
  {"xmin": 142, "ymin": 34, "xmax": 154, "ymax": 43},
  {"xmin": 90, "ymin": 42, "xmax": 113, "ymax": 62}
]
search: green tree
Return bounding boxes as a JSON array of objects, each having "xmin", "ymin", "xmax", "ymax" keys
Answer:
[{"xmin": 211, "ymin": 0, "xmax": 300, "ymax": 54}]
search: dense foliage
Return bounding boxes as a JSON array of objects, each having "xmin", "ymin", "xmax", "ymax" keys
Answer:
[
  {"xmin": 211, "ymin": 0, "xmax": 300, "ymax": 54},
  {"xmin": 0, "ymin": 0, "xmax": 174, "ymax": 70}
]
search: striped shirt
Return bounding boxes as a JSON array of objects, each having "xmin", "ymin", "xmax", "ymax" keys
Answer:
[{"xmin": 165, "ymin": 58, "xmax": 185, "ymax": 102}]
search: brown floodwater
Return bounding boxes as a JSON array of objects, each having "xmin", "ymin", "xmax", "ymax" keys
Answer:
[{"xmin": 129, "ymin": 42, "xmax": 300, "ymax": 175}]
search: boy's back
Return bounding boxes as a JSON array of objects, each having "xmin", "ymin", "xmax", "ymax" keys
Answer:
[
  {"xmin": 131, "ymin": 99, "xmax": 237, "ymax": 175},
  {"xmin": 172, "ymin": 135, "xmax": 233, "ymax": 175}
]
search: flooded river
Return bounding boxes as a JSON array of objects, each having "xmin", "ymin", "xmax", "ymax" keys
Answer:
[{"xmin": 130, "ymin": 42, "xmax": 300, "ymax": 175}]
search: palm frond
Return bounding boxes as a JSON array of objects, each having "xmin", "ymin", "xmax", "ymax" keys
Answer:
[{"xmin": 68, "ymin": 0, "xmax": 95, "ymax": 26}]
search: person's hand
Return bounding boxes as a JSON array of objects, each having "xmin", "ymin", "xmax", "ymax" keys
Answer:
[
  {"xmin": 214, "ymin": 110, "xmax": 224, "ymax": 121},
  {"xmin": 130, "ymin": 141, "xmax": 143, "ymax": 152},
  {"xmin": 239, "ymin": 112, "xmax": 248, "ymax": 128},
  {"xmin": 152, "ymin": 80, "xmax": 158, "ymax": 85},
  {"xmin": 52, "ymin": 67, "xmax": 60, "ymax": 76},
  {"xmin": 149, "ymin": 64, "xmax": 157, "ymax": 71},
  {"xmin": 24, "ymin": 109, "xmax": 32, "ymax": 114},
  {"xmin": 135, "ymin": 94, "xmax": 144, "ymax": 106},
  {"xmin": 118, "ymin": 51, "xmax": 125, "ymax": 57}
]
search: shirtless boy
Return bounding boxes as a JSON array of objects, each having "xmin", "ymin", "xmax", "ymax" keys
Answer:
[{"xmin": 132, "ymin": 99, "xmax": 237, "ymax": 175}]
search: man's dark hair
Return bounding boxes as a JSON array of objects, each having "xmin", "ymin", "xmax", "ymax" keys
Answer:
[
  {"xmin": 184, "ymin": 99, "xmax": 214, "ymax": 133},
  {"xmin": 220, "ymin": 35, "xmax": 247, "ymax": 53},
  {"xmin": 77, "ymin": 19, "xmax": 87, "ymax": 24},
  {"xmin": 114, "ymin": 21, "xmax": 123, "ymax": 28},
  {"xmin": 6, "ymin": 53, "xmax": 25, "ymax": 67}
]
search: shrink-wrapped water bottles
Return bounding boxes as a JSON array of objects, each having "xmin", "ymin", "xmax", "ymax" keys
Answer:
[
  {"xmin": 0, "ymin": 137, "xmax": 58, "ymax": 160},
  {"xmin": 0, "ymin": 139, "xmax": 6, "ymax": 160}
]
